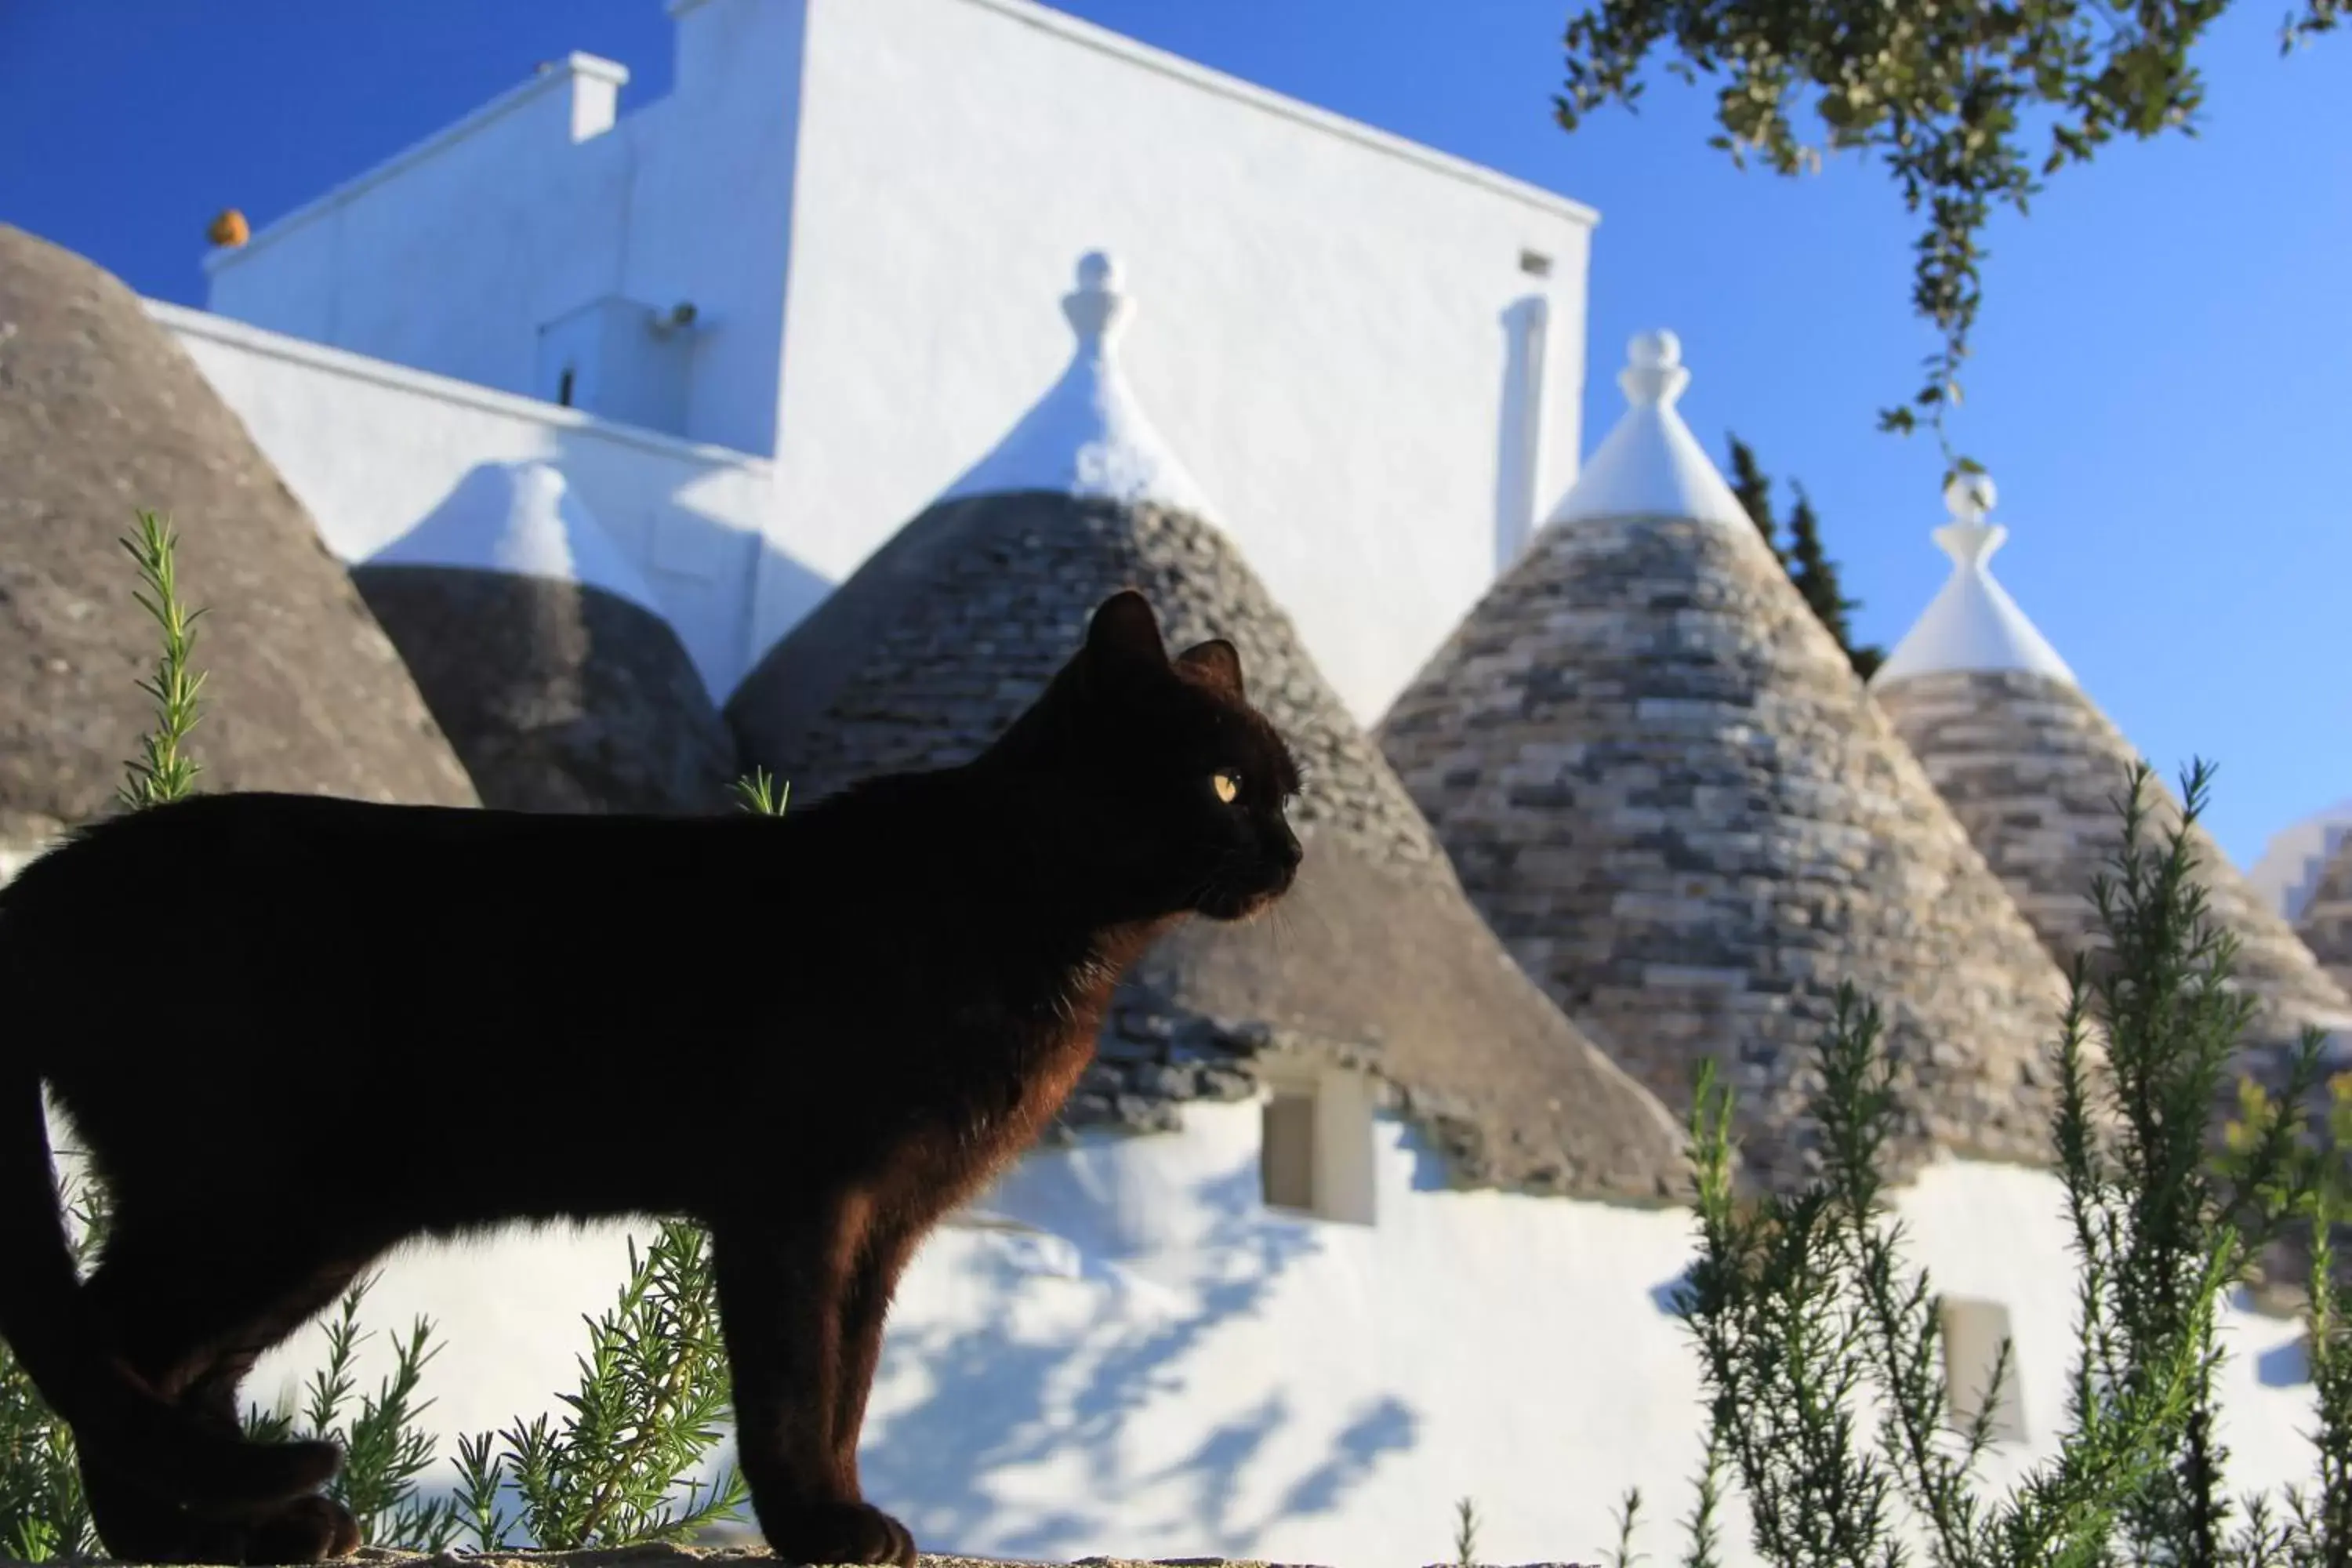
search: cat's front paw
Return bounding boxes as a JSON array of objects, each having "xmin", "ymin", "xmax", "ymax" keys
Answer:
[
  {"xmin": 760, "ymin": 1498, "xmax": 918, "ymax": 1567},
  {"xmin": 237, "ymin": 1494, "xmax": 363, "ymax": 1563}
]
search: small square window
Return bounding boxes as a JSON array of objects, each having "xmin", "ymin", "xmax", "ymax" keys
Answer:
[
  {"xmin": 1261, "ymin": 1091, "xmax": 1317, "ymax": 1213},
  {"xmin": 1258, "ymin": 1069, "xmax": 1377, "ymax": 1225},
  {"xmin": 1519, "ymin": 249, "xmax": 1553, "ymax": 278},
  {"xmin": 1941, "ymin": 1297, "xmax": 2026, "ymax": 1442}
]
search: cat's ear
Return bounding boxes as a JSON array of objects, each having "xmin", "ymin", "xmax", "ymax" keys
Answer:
[
  {"xmin": 1174, "ymin": 638, "xmax": 1245, "ymax": 702},
  {"xmin": 1084, "ymin": 590, "xmax": 1170, "ymax": 676}
]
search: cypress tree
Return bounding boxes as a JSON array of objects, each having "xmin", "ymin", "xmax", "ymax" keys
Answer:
[
  {"xmin": 1784, "ymin": 484, "xmax": 1885, "ymax": 680},
  {"xmin": 1725, "ymin": 434, "xmax": 1784, "ymax": 565}
]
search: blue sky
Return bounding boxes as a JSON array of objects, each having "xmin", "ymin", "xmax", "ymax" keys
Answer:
[{"xmin": 2, "ymin": 1, "xmax": 2344, "ymax": 866}]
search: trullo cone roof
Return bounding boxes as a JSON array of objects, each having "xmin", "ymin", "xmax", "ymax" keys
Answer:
[
  {"xmin": 2248, "ymin": 799, "xmax": 2352, "ymax": 924},
  {"xmin": 726, "ymin": 252, "xmax": 1687, "ymax": 1201},
  {"xmin": 1377, "ymin": 331, "xmax": 2072, "ymax": 1190},
  {"xmin": 1870, "ymin": 476, "xmax": 2352, "ymax": 1053},
  {"xmin": 0, "ymin": 223, "xmax": 478, "ymax": 853},
  {"xmin": 2301, "ymin": 834, "xmax": 2352, "ymax": 995},
  {"xmin": 353, "ymin": 463, "xmax": 735, "ymax": 814}
]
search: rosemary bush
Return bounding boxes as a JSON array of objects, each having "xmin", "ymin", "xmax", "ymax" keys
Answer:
[
  {"xmin": 0, "ymin": 511, "xmax": 752, "ymax": 1555},
  {"xmin": 1453, "ymin": 1495, "xmax": 1483, "ymax": 1567},
  {"xmin": 241, "ymin": 1282, "xmax": 463, "ymax": 1552},
  {"xmin": 1633, "ymin": 760, "xmax": 2352, "ymax": 1567},
  {"xmin": 0, "ymin": 1169, "xmax": 110, "ymax": 1561},
  {"xmin": 452, "ymin": 1223, "xmax": 748, "ymax": 1550}
]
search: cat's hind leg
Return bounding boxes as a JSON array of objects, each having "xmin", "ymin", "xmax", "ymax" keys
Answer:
[
  {"xmin": 709, "ymin": 1199, "xmax": 918, "ymax": 1568},
  {"xmin": 75, "ymin": 1207, "xmax": 379, "ymax": 1563}
]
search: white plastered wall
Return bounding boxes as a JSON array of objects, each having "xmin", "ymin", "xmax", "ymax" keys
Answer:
[
  {"xmin": 764, "ymin": 0, "xmax": 1595, "ymax": 722},
  {"xmin": 18, "ymin": 1104, "xmax": 2281, "ymax": 1568},
  {"xmin": 154, "ymin": 303, "xmax": 776, "ymax": 702},
  {"xmin": 194, "ymin": 0, "xmax": 1592, "ymax": 720}
]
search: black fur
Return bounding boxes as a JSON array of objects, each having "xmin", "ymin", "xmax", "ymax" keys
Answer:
[{"xmin": 0, "ymin": 590, "xmax": 1301, "ymax": 1565}]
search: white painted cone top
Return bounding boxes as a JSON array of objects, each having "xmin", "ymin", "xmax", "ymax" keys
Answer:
[
  {"xmin": 365, "ymin": 459, "xmax": 668, "ymax": 619},
  {"xmin": 937, "ymin": 250, "xmax": 1214, "ymax": 514},
  {"xmin": 1872, "ymin": 472, "xmax": 2076, "ymax": 688},
  {"xmin": 1545, "ymin": 329, "xmax": 1750, "ymax": 532}
]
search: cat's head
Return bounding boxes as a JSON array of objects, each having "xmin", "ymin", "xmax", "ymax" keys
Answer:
[{"xmin": 983, "ymin": 590, "xmax": 1304, "ymax": 924}]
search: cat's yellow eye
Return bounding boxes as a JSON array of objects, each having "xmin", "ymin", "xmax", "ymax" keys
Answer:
[{"xmin": 1212, "ymin": 770, "xmax": 1242, "ymax": 804}]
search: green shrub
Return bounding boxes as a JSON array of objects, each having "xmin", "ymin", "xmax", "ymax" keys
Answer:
[
  {"xmin": 241, "ymin": 1280, "xmax": 463, "ymax": 1552},
  {"xmin": 1639, "ymin": 760, "xmax": 2352, "ymax": 1566},
  {"xmin": 451, "ymin": 1222, "xmax": 748, "ymax": 1550},
  {"xmin": 0, "ymin": 1168, "xmax": 109, "ymax": 1561}
]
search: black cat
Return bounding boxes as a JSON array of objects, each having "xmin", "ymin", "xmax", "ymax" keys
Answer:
[{"xmin": 0, "ymin": 590, "xmax": 1302, "ymax": 1566}]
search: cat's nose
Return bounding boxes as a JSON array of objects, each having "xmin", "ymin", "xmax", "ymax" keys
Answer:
[{"xmin": 1278, "ymin": 826, "xmax": 1303, "ymax": 872}]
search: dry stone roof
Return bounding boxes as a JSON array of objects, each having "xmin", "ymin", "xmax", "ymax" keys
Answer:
[
  {"xmin": 353, "ymin": 463, "xmax": 735, "ymax": 814},
  {"xmin": 727, "ymin": 255, "xmax": 1688, "ymax": 1203},
  {"xmin": 0, "ymin": 223, "xmax": 477, "ymax": 854},
  {"xmin": 1377, "ymin": 331, "xmax": 2072, "ymax": 1191},
  {"xmin": 2248, "ymin": 800, "xmax": 2352, "ymax": 924},
  {"xmin": 1871, "ymin": 477, "xmax": 2352, "ymax": 1055},
  {"xmin": 2301, "ymin": 834, "xmax": 2352, "ymax": 998}
]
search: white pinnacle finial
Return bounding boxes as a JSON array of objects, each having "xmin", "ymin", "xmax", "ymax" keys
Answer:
[
  {"xmin": 1872, "ymin": 466, "xmax": 2075, "ymax": 687},
  {"xmin": 1545, "ymin": 327, "xmax": 1751, "ymax": 531},
  {"xmin": 933, "ymin": 249, "xmax": 1212, "ymax": 514},
  {"xmin": 1062, "ymin": 249, "xmax": 1131, "ymax": 356},
  {"xmin": 1933, "ymin": 469, "xmax": 2005, "ymax": 569},
  {"xmin": 1944, "ymin": 470, "xmax": 1998, "ymax": 525},
  {"xmin": 1619, "ymin": 329, "xmax": 1691, "ymax": 408}
]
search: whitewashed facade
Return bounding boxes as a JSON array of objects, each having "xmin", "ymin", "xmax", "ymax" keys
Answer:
[
  {"xmin": 220, "ymin": 1105, "xmax": 2323, "ymax": 1568},
  {"xmin": 38, "ymin": 0, "xmax": 2335, "ymax": 1563},
  {"xmin": 185, "ymin": 0, "xmax": 1595, "ymax": 717}
]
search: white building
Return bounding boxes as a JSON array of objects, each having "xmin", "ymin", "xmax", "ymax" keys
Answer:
[
  {"xmin": 169, "ymin": 0, "xmax": 1595, "ymax": 721},
  {"xmin": 31, "ymin": 1, "xmax": 2335, "ymax": 1563}
]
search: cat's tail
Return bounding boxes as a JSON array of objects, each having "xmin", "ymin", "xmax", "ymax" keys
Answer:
[{"xmin": 0, "ymin": 1062, "xmax": 343, "ymax": 1508}]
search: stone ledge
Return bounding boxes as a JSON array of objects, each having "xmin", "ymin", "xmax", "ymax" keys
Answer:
[{"xmin": 3, "ymin": 1544, "xmax": 1597, "ymax": 1568}]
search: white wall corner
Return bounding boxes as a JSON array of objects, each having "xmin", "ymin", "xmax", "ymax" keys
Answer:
[{"xmin": 547, "ymin": 53, "xmax": 630, "ymax": 142}]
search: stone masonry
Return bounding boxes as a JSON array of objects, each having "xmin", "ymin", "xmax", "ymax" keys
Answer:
[
  {"xmin": 0, "ymin": 225, "xmax": 479, "ymax": 848},
  {"xmin": 728, "ymin": 493, "xmax": 1443, "ymax": 870},
  {"xmin": 1379, "ymin": 508, "xmax": 2074, "ymax": 1191},
  {"xmin": 2295, "ymin": 831, "xmax": 2352, "ymax": 996},
  {"xmin": 355, "ymin": 566, "xmax": 738, "ymax": 815},
  {"xmin": 21, "ymin": 1541, "xmax": 1595, "ymax": 1568},
  {"xmin": 1874, "ymin": 668, "xmax": 2352, "ymax": 1054},
  {"xmin": 726, "ymin": 491, "xmax": 1691, "ymax": 1202}
]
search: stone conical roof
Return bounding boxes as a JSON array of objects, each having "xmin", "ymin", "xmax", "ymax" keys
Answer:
[
  {"xmin": 2301, "ymin": 834, "xmax": 2352, "ymax": 995},
  {"xmin": 354, "ymin": 463, "xmax": 735, "ymax": 815},
  {"xmin": 2249, "ymin": 799, "xmax": 2352, "ymax": 924},
  {"xmin": 1377, "ymin": 331, "xmax": 2072, "ymax": 1190},
  {"xmin": 727, "ymin": 254, "xmax": 1686, "ymax": 1202},
  {"xmin": 0, "ymin": 223, "xmax": 477, "ymax": 853},
  {"xmin": 1870, "ymin": 476, "xmax": 2352, "ymax": 1052}
]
